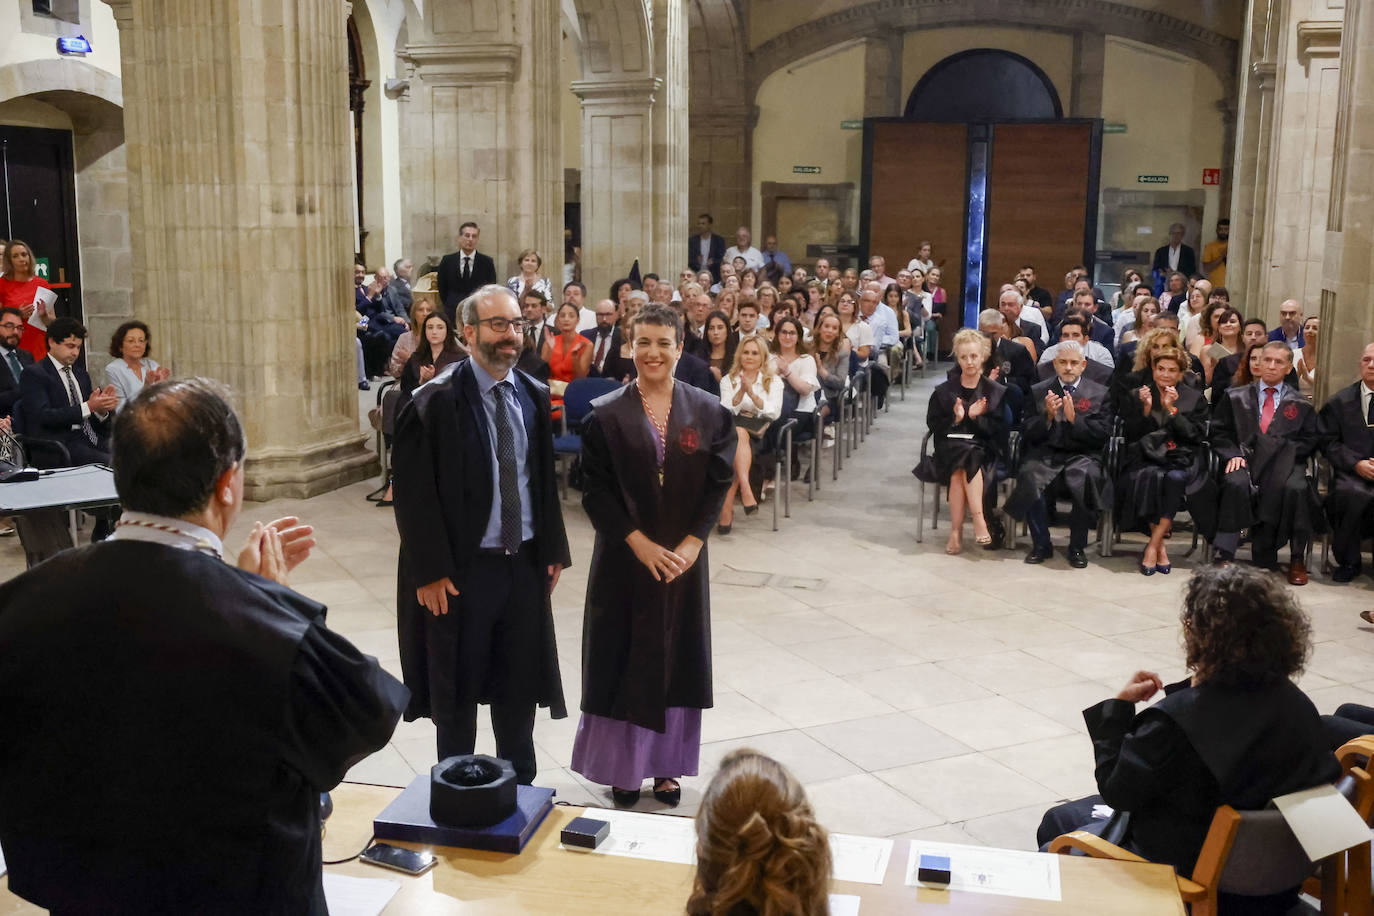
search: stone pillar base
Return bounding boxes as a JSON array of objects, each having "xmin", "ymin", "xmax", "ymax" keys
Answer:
[{"xmin": 243, "ymin": 431, "xmax": 378, "ymax": 501}]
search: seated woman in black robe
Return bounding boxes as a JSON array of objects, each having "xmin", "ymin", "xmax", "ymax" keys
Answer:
[
  {"xmin": 1109, "ymin": 326, "xmax": 1202, "ymax": 417},
  {"xmin": 1037, "ymin": 564, "xmax": 1339, "ymax": 915},
  {"xmin": 916, "ymin": 327, "xmax": 1006, "ymax": 555},
  {"xmin": 1116, "ymin": 345, "xmax": 1215, "ymax": 574}
]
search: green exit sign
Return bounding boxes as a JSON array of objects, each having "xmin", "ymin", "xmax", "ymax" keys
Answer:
[
  {"xmin": 1103, "ymin": 123, "xmax": 1127, "ymax": 134},
  {"xmin": 34, "ymin": 258, "xmax": 50, "ymax": 280},
  {"xmin": 841, "ymin": 120, "xmax": 863, "ymax": 130},
  {"xmin": 793, "ymin": 165, "xmax": 822, "ymax": 174},
  {"xmin": 1137, "ymin": 175, "xmax": 1170, "ymax": 184}
]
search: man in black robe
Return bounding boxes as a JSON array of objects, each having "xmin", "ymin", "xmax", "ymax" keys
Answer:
[
  {"xmin": 975, "ymin": 308, "xmax": 1036, "ymax": 424},
  {"xmin": 0, "ymin": 378, "xmax": 407, "ymax": 915},
  {"xmin": 1005, "ymin": 341, "xmax": 1112, "ymax": 568},
  {"xmin": 1211, "ymin": 341, "xmax": 1322, "ymax": 584},
  {"xmin": 1319, "ymin": 342, "xmax": 1374, "ymax": 583},
  {"xmin": 392, "ymin": 284, "xmax": 569, "ymax": 785}
]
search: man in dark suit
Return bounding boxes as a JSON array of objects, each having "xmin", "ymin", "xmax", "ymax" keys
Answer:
[
  {"xmin": 675, "ymin": 349, "xmax": 719, "ymax": 397},
  {"xmin": 437, "ymin": 221, "xmax": 497, "ymax": 325},
  {"xmin": 19, "ymin": 316, "xmax": 115, "ymax": 466},
  {"xmin": 1050, "ymin": 292, "xmax": 1113, "ymax": 351},
  {"xmin": 1152, "ymin": 223, "xmax": 1198, "ymax": 278},
  {"xmin": 392, "ymin": 283, "xmax": 569, "ymax": 785},
  {"xmin": 1005, "ymin": 341, "xmax": 1112, "ymax": 568},
  {"xmin": 0, "ymin": 377, "xmax": 406, "ymax": 914},
  {"xmin": 688, "ymin": 213, "xmax": 726, "ymax": 284},
  {"xmin": 1319, "ymin": 343, "xmax": 1374, "ymax": 582},
  {"xmin": 975, "ymin": 309, "xmax": 1036, "ymax": 423},
  {"xmin": 0, "ymin": 306, "xmax": 35, "ymax": 419},
  {"xmin": 582, "ymin": 299, "xmax": 621, "ymax": 378},
  {"xmin": 1211, "ymin": 342, "xmax": 1322, "ymax": 584}
]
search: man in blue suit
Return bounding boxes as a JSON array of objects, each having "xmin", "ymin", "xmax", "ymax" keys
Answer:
[{"xmin": 19, "ymin": 316, "xmax": 116, "ymax": 466}]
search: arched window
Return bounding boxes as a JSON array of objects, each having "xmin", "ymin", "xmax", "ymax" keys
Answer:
[{"xmin": 904, "ymin": 49, "xmax": 1062, "ymax": 121}]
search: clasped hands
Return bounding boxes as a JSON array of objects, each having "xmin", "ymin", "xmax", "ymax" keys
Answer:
[
  {"xmin": 627, "ymin": 530, "xmax": 702, "ymax": 583},
  {"xmin": 236, "ymin": 516, "xmax": 316, "ymax": 585},
  {"xmin": 952, "ymin": 396, "xmax": 988, "ymax": 423},
  {"xmin": 1137, "ymin": 384, "xmax": 1178, "ymax": 417}
]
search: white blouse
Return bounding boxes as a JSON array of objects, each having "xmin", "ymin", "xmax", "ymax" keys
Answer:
[
  {"xmin": 844, "ymin": 320, "xmax": 875, "ymax": 361},
  {"xmin": 719, "ymin": 371, "xmax": 784, "ymax": 421},
  {"xmin": 771, "ymin": 354, "xmax": 820, "ymax": 413},
  {"xmin": 105, "ymin": 358, "xmax": 161, "ymax": 411}
]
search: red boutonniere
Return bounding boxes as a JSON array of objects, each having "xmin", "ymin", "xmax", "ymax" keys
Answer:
[
  {"xmin": 1166, "ymin": 440, "xmax": 1177, "ymax": 450},
  {"xmin": 1075, "ymin": 397, "xmax": 1091, "ymax": 412},
  {"xmin": 1283, "ymin": 403, "xmax": 1299, "ymax": 421},
  {"xmin": 679, "ymin": 427, "xmax": 700, "ymax": 454}
]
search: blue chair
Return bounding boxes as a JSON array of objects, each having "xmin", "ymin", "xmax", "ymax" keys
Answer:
[{"xmin": 553, "ymin": 377, "xmax": 622, "ymax": 498}]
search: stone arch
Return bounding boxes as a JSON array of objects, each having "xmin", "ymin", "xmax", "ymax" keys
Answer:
[
  {"xmin": 573, "ymin": 0, "xmax": 653, "ymax": 78},
  {"xmin": 747, "ymin": 0, "xmax": 1238, "ymax": 100},
  {"xmin": 905, "ymin": 48, "xmax": 1063, "ymax": 120},
  {"xmin": 0, "ymin": 58, "xmax": 128, "ymax": 375}
]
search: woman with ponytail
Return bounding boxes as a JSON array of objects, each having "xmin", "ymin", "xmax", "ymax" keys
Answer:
[{"xmin": 687, "ymin": 750, "xmax": 832, "ymax": 916}]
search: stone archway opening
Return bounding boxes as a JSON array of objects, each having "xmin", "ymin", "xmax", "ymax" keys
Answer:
[{"xmin": 905, "ymin": 48, "xmax": 1062, "ymax": 121}]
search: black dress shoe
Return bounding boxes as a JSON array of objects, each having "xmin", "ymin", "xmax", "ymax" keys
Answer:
[
  {"xmin": 1333, "ymin": 565, "xmax": 1360, "ymax": 583},
  {"xmin": 611, "ymin": 787, "xmax": 641, "ymax": 807},
  {"xmin": 1024, "ymin": 544, "xmax": 1053, "ymax": 564},
  {"xmin": 1066, "ymin": 547, "xmax": 1088, "ymax": 568},
  {"xmin": 652, "ymin": 778, "xmax": 681, "ymax": 807}
]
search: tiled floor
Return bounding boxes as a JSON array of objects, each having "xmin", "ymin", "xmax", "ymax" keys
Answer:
[{"xmin": 8, "ymin": 367, "xmax": 1373, "ymax": 852}]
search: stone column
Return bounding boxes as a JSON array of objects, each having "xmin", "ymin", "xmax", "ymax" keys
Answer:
[
  {"xmin": 572, "ymin": 77, "xmax": 661, "ymax": 298},
  {"xmin": 1070, "ymin": 31, "xmax": 1105, "ymax": 118},
  {"xmin": 650, "ymin": 0, "xmax": 689, "ymax": 280},
  {"xmin": 1226, "ymin": 0, "xmax": 1287, "ymax": 311},
  {"xmin": 103, "ymin": 0, "xmax": 373, "ymax": 499},
  {"xmin": 862, "ymin": 34, "xmax": 903, "ymax": 118},
  {"xmin": 1317, "ymin": 2, "xmax": 1374, "ymax": 401},
  {"xmin": 399, "ymin": 0, "xmax": 562, "ymax": 282}
]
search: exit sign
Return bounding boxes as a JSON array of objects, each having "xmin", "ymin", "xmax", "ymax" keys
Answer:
[
  {"xmin": 793, "ymin": 165, "xmax": 821, "ymax": 174},
  {"xmin": 1103, "ymin": 123, "xmax": 1127, "ymax": 134},
  {"xmin": 840, "ymin": 120, "xmax": 863, "ymax": 130},
  {"xmin": 1137, "ymin": 175, "xmax": 1170, "ymax": 184},
  {"xmin": 33, "ymin": 258, "xmax": 50, "ymax": 280}
]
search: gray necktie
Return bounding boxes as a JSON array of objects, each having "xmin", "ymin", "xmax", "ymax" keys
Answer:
[
  {"xmin": 5, "ymin": 350, "xmax": 21, "ymax": 383},
  {"xmin": 62, "ymin": 366, "xmax": 98, "ymax": 445},
  {"xmin": 492, "ymin": 382, "xmax": 521, "ymax": 553}
]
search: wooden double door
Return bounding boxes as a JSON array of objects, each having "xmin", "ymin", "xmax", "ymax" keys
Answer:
[{"xmin": 861, "ymin": 119, "xmax": 1101, "ymax": 349}]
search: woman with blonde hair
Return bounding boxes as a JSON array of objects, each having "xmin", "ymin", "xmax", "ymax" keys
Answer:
[
  {"xmin": 717, "ymin": 336, "xmax": 781, "ymax": 533},
  {"xmin": 687, "ymin": 750, "xmax": 832, "ymax": 916},
  {"xmin": 916, "ymin": 328, "xmax": 1005, "ymax": 554}
]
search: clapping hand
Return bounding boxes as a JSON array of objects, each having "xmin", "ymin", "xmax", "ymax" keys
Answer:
[
  {"xmin": 88, "ymin": 385, "xmax": 119, "ymax": 415},
  {"xmin": 967, "ymin": 396, "xmax": 989, "ymax": 419},
  {"xmin": 1044, "ymin": 391, "xmax": 1063, "ymax": 418},
  {"xmin": 1137, "ymin": 385, "xmax": 1153, "ymax": 415},
  {"xmin": 1159, "ymin": 385, "xmax": 1179, "ymax": 413},
  {"xmin": 1062, "ymin": 393, "xmax": 1076, "ymax": 422},
  {"xmin": 419, "ymin": 364, "xmax": 436, "ymax": 384},
  {"xmin": 237, "ymin": 516, "xmax": 316, "ymax": 585},
  {"xmin": 149, "ymin": 367, "xmax": 172, "ymax": 384},
  {"xmin": 1116, "ymin": 670, "xmax": 1164, "ymax": 703},
  {"xmin": 952, "ymin": 397, "xmax": 966, "ymax": 423}
]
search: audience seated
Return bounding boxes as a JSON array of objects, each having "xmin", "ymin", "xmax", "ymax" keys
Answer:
[
  {"xmin": 1016, "ymin": 264, "xmax": 1053, "ymax": 317},
  {"xmin": 1269, "ymin": 299, "xmax": 1306, "ymax": 350},
  {"xmin": 1319, "ymin": 342, "xmax": 1374, "ymax": 583},
  {"xmin": 387, "ymin": 298, "xmax": 437, "ymax": 379},
  {"xmin": 1038, "ymin": 315, "xmax": 1114, "ymax": 383},
  {"xmin": 1116, "ymin": 346, "xmax": 1215, "ymax": 574},
  {"xmin": 400, "ymin": 310, "xmax": 466, "ymax": 396},
  {"xmin": 1005, "ymin": 341, "xmax": 1112, "ymax": 568},
  {"xmin": 1211, "ymin": 341, "xmax": 1323, "ymax": 584},
  {"xmin": 858, "ymin": 284, "xmax": 898, "ymax": 409},
  {"xmin": 996, "ymin": 286, "xmax": 1047, "ymax": 353},
  {"xmin": 1037, "ymin": 564, "xmax": 1338, "ymax": 915},
  {"xmin": 516, "ymin": 288, "xmax": 553, "ymax": 383},
  {"xmin": 1295, "ymin": 315, "xmax": 1318, "ymax": 400},
  {"xmin": 19, "ymin": 317, "xmax": 115, "ymax": 467},
  {"xmin": 687, "ymin": 750, "xmax": 831, "ymax": 916},
  {"xmin": 582, "ymin": 299, "xmax": 621, "ymax": 379},
  {"xmin": 104, "ymin": 320, "xmax": 171, "ymax": 412},
  {"xmin": 718, "ymin": 337, "xmax": 780, "ymax": 532},
  {"xmin": 505, "ymin": 247, "xmax": 554, "ymax": 305},
  {"xmin": 1116, "ymin": 289, "xmax": 1159, "ymax": 348},
  {"xmin": 810, "ymin": 310, "xmax": 850, "ymax": 425},
  {"xmin": 541, "ymin": 301, "xmax": 593, "ymax": 405},
  {"xmin": 917, "ymin": 328, "xmax": 1005, "ymax": 555},
  {"xmin": 973, "ymin": 309, "xmax": 1037, "ymax": 424},
  {"xmin": 770, "ymin": 316, "xmax": 820, "ymax": 479},
  {"xmin": 1205, "ymin": 318, "xmax": 1270, "ymax": 405}
]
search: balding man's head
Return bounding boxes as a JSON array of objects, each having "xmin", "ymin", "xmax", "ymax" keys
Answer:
[{"xmin": 858, "ymin": 286, "xmax": 880, "ymax": 316}]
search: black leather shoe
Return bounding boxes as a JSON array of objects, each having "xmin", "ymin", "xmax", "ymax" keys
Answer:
[
  {"xmin": 1024, "ymin": 544, "xmax": 1053, "ymax": 564},
  {"xmin": 652, "ymin": 778, "xmax": 681, "ymax": 807},
  {"xmin": 1333, "ymin": 565, "xmax": 1360, "ymax": 583},
  {"xmin": 1067, "ymin": 547, "xmax": 1088, "ymax": 568},
  {"xmin": 611, "ymin": 787, "xmax": 641, "ymax": 807}
]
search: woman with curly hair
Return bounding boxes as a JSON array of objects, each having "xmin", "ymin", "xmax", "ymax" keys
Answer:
[
  {"xmin": 1037, "ymin": 564, "xmax": 1339, "ymax": 913},
  {"xmin": 687, "ymin": 750, "xmax": 831, "ymax": 916}
]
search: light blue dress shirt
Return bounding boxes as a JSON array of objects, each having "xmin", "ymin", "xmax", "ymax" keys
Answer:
[
  {"xmin": 471, "ymin": 360, "xmax": 535, "ymax": 549},
  {"xmin": 1255, "ymin": 381, "xmax": 1287, "ymax": 423},
  {"xmin": 864, "ymin": 303, "xmax": 901, "ymax": 352}
]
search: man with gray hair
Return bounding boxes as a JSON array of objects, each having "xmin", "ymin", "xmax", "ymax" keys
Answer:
[
  {"xmin": 998, "ymin": 285, "xmax": 1048, "ymax": 348},
  {"xmin": 1152, "ymin": 222, "xmax": 1197, "ymax": 277},
  {"xmin": 975, "ymin": 308, "xmax": 1037, "ymax": 422},
  {"xmin": 1005, "ymin": 340, "xmax": 1112, "ymax": 568},
  {"xmin": 393, "ymin": 284, "xmax": 570, "ymax": 783}
]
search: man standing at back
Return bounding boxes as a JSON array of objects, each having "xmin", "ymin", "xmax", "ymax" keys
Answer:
[
  {"xmin": 438, "ymin": 221, "xmax": 497, "ymax": 325},
  {"xmin": 392, "ymin": 285, "xmax": 569, "ymax": 785},
  {"xmin": 0, "ymin": 377, "xmax": 407, "ymax": 914}
]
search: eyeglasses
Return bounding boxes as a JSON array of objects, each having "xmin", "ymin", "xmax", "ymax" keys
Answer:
[
  {"xmin": 474, "ymin": 317, "xmax": 529, "ymax": 333},
  {"xmin": 0, "ymin": 323, "xmax": 21, "ymax": 330}
]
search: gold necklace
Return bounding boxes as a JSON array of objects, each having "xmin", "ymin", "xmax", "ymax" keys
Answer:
[{"xmin": 637, "ymin": 381, "xmax": 672, "ymax": 485}]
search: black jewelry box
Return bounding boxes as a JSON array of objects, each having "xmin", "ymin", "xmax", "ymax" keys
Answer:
[{"xmin": 561, "ymin": 816, "xmax": 610, "ymax": 850}]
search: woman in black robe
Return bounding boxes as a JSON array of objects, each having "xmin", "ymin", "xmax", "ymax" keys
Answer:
[
  {"xmin": 570, "ymin": 303, "xmax": 736, "ymax": 808},
  {"xmin": 915, "ymin": 328, "xmax": 1006, "ymax": 554},
  {"xmin": 1117, "ymin": 345, "xmax": 1216, "ymax": 574}
]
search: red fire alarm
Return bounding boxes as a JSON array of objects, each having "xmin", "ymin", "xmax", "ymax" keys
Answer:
[{"xmin": 1202, "ymin": 169, "xmax": 1221, "ymax": 186}]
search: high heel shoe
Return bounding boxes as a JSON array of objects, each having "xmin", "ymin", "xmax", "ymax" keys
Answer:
[
  {"xmin": 717, "ymin": 522, "xmax": 732, "ymax": 535},
  {"xmin": 1155, "ymin": 563, "xmax": 1172, "ymax": 574},
  {"xmin": 1138, "ymin": 563, "xmax": 1156, "ymax": 576},
  {"xmin": 972, "ymin": 512, "xmax": 992, "ymax": 546},
  {"xmin": 743, "ymin": 503, "xmax": 758, "ymax": 516}
]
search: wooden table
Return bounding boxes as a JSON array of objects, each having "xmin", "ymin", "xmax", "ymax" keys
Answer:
[{"xmin": 1, "ymin": 782, "xmax": 1187, "ymax": 914}]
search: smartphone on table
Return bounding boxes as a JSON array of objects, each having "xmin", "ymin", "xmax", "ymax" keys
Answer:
[{"xmin": 359, "ymin": 842, "xmax": 437, "ymax": 876}]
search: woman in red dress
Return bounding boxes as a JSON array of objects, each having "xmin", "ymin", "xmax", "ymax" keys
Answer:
[
  {"xmin": 0, "ymin": 240, "xmax": 53, "ymax": 361},
  {"xmin": 540, "ymin": 301, "xmax": 592, "ymax": 415}
]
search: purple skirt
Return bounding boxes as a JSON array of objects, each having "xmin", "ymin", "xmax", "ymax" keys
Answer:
[{"xmin": 569, "ymin": 707, "xmax": 702, "ymax": 789}]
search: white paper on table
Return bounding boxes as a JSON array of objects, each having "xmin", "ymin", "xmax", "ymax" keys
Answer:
[
  {"xmin": 829, "ymin": 833, "xmax": 893, "ymax": 885},
  {"xmin": 560, "ymin": 808, "xmax": 698, "ymax": 865},
  {"xmin": 905, "ymin": 841, "xmax": 1062, "ymax": 901},
  {"xmin": 322, "ymin": 872, "xmax": 401, "ymax": 916},
  {"xmin": 27, "ymin": 287, "xmax": 56, "ymax": 330},
  {"xmin": 828, "ymin": 893, "xmax": 861, "ymax": 916},
  {"xmin": 1272, "ymin": 785, "xmax": 1373, "ymax": 862}
]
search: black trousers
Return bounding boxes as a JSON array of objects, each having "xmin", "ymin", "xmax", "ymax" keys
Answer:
[
  {"xmin": 1027, "ymin": 498, "xmax": 1091, "ymax": 550},
  {"xmin": 1323, "ymin": 703, "xmax": 1374, "ymax": 751},
  {"xmin": 436, "ymin": 702, "xmax": 538, "ymax": 785}
]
